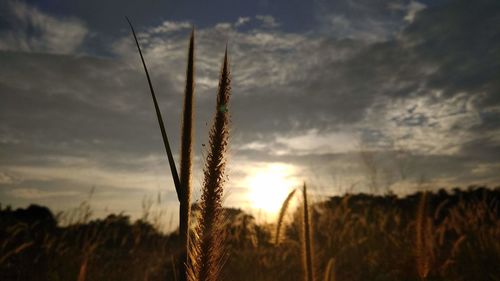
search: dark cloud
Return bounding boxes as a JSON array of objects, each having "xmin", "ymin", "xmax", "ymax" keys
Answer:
[
  {"xmin": 0, "ymin": 0, "xmax": 499, "ymax": 215},
  {"xmin": 14, "ymin": 0, "xmax": 316, "ymax": 36},
  {"xmin": 0, "ymin": 1, "xmax": 88, "ymax": 54},
  {"xmin": 403, "ymin": 0, "xmax": 500, "ymax": 102},
  {"xmin": 313, "ymin": 0, "xmax": 428, "ymax": 40}
]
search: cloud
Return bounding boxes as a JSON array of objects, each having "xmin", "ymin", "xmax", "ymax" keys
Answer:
[
  {"xmin": 313, "ymin": 0, "xmax": 419, "ymax": 40},
  {"xmin": 0, "ymin": 0, "xmax": 499, "ymax": 214},
  {"xmin": 9, "ymin": 188, "xmax": 79, "ymax": 200},
  {"xmin": 255, "ymin": 15, "xmax": 280, "ymax": 28},
  {"xmin": 0, "ymin": 171, "xmax": 18, "ymax": 184},
  {"xmin": 150, "ymin": 21, "xmax": 191, "ymax": 34},
  {"xmin": 369, "ymin": 92, "xmax": 484, "ymax": 155},
  {"xmin": 0, "ymin": 1, "xmax": 88, "ymax": 54},
  {"xmin": 235, "ymin": 17, "xmax": 251, "ymax": 27},
  {"xmin": 403, "ymin": 1, "xmax": 426, "ymax": 22},
  {"xmin": 401, "ymin": 0, "xmax": 500, "ymax": 102},
  {"xmin": 275, "ymin": 129, "xmax": 358, "ymax": 155}
]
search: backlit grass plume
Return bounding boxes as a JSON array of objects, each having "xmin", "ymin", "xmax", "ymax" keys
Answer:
[
  {"xmin": 415, "ymin": 191, "xmax": 434, "ymax": 280},
  {"xmin": 302, "ymin": 183, "xmax": 315, "ymax": 281},
  {"xmin": 189, "ymin": 48, "xmax": 231, "ymax": 281},
  {"xmin": 275, "ymin": 188, "xmax": 297, "ymax": 244},
  {"xmin": 178, "ymin": 28, "xmax": 195, "ymax": 281},
  {"xmin": 323, "ymin": 258, "xmax": 335, "ymax": 281}
]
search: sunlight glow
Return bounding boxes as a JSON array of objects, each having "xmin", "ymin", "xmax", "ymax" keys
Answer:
[{"xmin": 246, "ymin": 163, "xmax": 299, "ymax": 216}]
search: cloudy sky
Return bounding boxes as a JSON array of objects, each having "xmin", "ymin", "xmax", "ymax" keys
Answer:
[{"xmin": 0, "ymin": 0, "xmax": 499, "ymax": 222}]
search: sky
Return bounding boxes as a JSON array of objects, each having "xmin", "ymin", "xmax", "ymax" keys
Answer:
[{"xmin": 0, "ymin": 0, "xmax": 499, "ymax": 223}]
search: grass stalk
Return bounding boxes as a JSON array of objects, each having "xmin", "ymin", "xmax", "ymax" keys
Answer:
[
  {"xmin": 416, "ymin": 191, "xmax": 434, "ymax": 280},
  {"xmin": 76, "ymin": 256, "xmax": 88, "ymax": 281},
  {"xmin": 178, "ymin": 29, "xmax": 195, "ymax": 281},
  {"xmin": 323, "ymin": 258, "xmax": 335, "ymax": 281},
  {"xmin": 302, "ymin": 183, "xmax": 315, "ymax": 281},
  {"xmin": 127, "ymin": 17, "xmax": 195, "ymax": 280},
  {"xmin": 126, "ymin": 17, "xmax": 182, "ymax": 200},
  {"xmin": 189, "ymin": 47, "xmax": 231, "ymax": 281},
  {"xmin": 275, "ymin": 188, "xmax": 297, "ymax": 244}
]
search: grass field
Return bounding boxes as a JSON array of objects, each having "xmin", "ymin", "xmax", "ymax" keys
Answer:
[{"xmin": 1, "ymin": 187, "xmax": 499, "ymax": 281}]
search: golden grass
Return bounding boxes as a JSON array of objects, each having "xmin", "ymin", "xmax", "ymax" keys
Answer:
[
  {"xmin": 415, "ymin": 191, "xmax": 434, "ymax": 280},
  {"xmin": 302, "ymin": 183, "xmax": 315, "ymax": 281},
  {"xmin": 275, "ymin": 189, "xmax": 297, "ymax": 245},
  {"xmin": 1, "ymin": 188, "xmax": 499, "ymax": 280},
  {"xmin": 189, "ymin": 48, "xmax": 231, "ymax": 281},
  {"xmin": 178, "ymin": 28, "xmax": 195, "ymax": 281},
  {"xmin": 323, "ymin": 258, "xmax": 335, "ymax": 281}
]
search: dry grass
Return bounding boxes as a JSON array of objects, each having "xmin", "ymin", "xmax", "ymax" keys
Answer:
[
  {"xmin": 415, "ymin": 191, "xmax": 434, "ymax": 280},
  {"xmin": 127, "ymin": 19, "xmax": 235, "ymax": 280},
  {"xmin": 323, "ymin": 258, "xmax": 335, "ymax": 281},
  {"xmin": 302, "ymin": 183, "xmax": 315, "ymax": 281},
  {"xmin": 189, "ymin": 48, "xmax": 231, "ymax": 281},
  {"xmin": 1, "ymin": 187, "xmax": 499, "ymax": 281},
  {"xmin": 178, "ymin": 28, "xmax": 195, "ymax": 281},
  {"xmin": 127, "ymin": 20, "xmax": 199, "ymax": 281},
  {"xmin": 275, "ymin": 189, "xmax": 297, "ymax": 245},
  {"xmin": 125, "ymin": 17, "xmax": 181, "ymax": 199}
]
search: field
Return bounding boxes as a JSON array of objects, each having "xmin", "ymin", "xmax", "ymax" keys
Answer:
[{"xmin": 1, "ymin": 187, "xmax": 499, "ymax": 281}]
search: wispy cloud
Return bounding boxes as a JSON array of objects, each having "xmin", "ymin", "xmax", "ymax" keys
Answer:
[
  {"xmin": 150, "ymin": 21, "xmax": 191, "ymax": 34},
  {"xmin": 314, "ymin": 0, "xmax": 427, "ymax": 41},
  {"xmin": 235, "ymin": 17, "xmax": 251, "ymax": 27},
  {"xmin": 0, "ymin": 1, "xmax": 88, "ymax": 54},
  {"xmin": 403, "ymin": 1, "xmax": 427, "ymax": 22},
  {"xmin": 9, "ymin": 188, "xmax": 80, "ymax": 199},
  {"xmin": 255, "ymin": 15, "xmax": 280, "ymax": 28}
]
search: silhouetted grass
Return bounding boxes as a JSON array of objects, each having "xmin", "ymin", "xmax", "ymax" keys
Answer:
[
  {"xmin": 0, "ymin": 187, "xmax": 499, "ymax": 281},
  {"xmin": 127, "ymin": 20, "xmax": 199, "ymax": 281},
  {"xmin": 415, "ymin": 191, "xmax": 433, "ymax": 280},
  {"xmin": 275, "ymin": 189, "xmax": 297, "ymax": 245},
  {"xmin": 125, "ymin": 17, "xmax": 181, "ymax": 199},
  {"xmin": 301, "ymin": 183, "xmax": 315, "ymax": 281},
  {"xmin": 178, "ymin": 28, "xmax": 195, "ymax": 281},
  {"xmin": 189, "ymin": 47, "xmax": 231, "ymax": 281},
  {"xmin": 323, "ymin": 258, "xmax": 335, "ymax": 281}
]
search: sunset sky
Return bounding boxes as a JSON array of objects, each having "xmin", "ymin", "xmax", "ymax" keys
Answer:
[{"xmin": 1, "ymin": 0, "xmax": 499, "ymax": 221}]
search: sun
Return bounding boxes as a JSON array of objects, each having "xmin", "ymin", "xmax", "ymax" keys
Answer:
[{"xmin": 246, "ymin": 163, "xmax": 299, "ymax": 217}]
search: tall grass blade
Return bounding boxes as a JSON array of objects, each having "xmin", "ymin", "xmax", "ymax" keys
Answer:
[
  {"xmin": 275, "ymin": 188, "xmax": 297, "ymax": 244},
  {"xmin": 125, "ymin": 17, "xmax": 182, "ymax": 201},
  {"xmin": 323, "ymin": 258, "xmax": 335, "ymax": 281},
  {"xmin": 189, "ymin": 47, "xmax": 231, "ymax": 281},
  {"xmin": 416, "ymin": 191, "xmax": 434, "ymax": 280},
  {"xmin": 302, "ymin": 183, "xmax": 315, "ymax": 281},
  {"xmin": 77, "ymin": 255, "xmax": 88, "ymax": 281},
  {"xmin": 178, "ymin": 28, "xmax": 195, "ymax": 281}
]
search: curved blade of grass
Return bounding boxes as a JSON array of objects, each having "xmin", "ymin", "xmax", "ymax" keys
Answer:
[
  {"xmin": 323, "ymin": 258, "xmax": 335, "ymax": 281},
  {"xmin": 275, "ymin": 188, "xmax": 297, "ymax": 245},
  {"xmin": 126, "ymin": 17, "xmax": 181, "ymax": 201}
]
